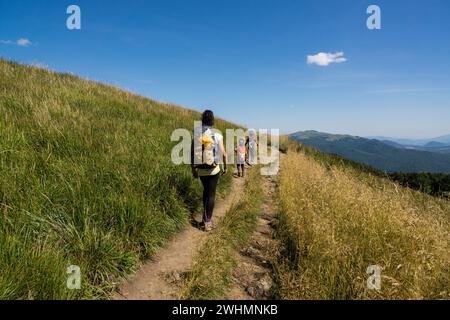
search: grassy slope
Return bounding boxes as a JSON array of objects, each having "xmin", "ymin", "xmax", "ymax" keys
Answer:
[
  {"xmin": 3, "ymin": 59, "xmax": 449, "ymax": 301},
  {"xmin": 274, "ymin": 142, "xmax": 450, "ymax": 299},
  {"xmin": 0, "ymin": 60, "xmax": 235, "ymax": 299}
]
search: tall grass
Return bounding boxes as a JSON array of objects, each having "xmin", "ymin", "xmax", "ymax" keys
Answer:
[
  {"xmin": 180, "ymin": 168, "xmax": 263, "ymax": 300},
  {"xmin": 274, "ymin": 149, "xmax": 450, "ymax": 300},
  {"xmin": 0, "ymin": 60, "xmax": 235, "ymax": 299},
  {"xmin": 278, "ymin": 135, "xmax": 289, "ymax": 154}
]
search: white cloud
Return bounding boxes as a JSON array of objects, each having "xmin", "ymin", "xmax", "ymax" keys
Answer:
[
  {"xmin": 307, "ymin": 52, "xmax": 347, "ymax": 67},
  {"xmin": 0, "ymin": 38, "xmax": 33, "ymax": 47},
  {"xmin": 17, "ymin": 38, "xmax": 32, "ymax": 47}
]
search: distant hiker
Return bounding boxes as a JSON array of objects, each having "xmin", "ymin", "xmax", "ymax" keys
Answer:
[
  {"xmin": 236, "ymin": 138, "xmax": 246, "ymax": 177},
  {"xmin": 191, "ymin": 110, "xmax": 227, "ymax": 232},
  {"xmin": 246, "ymin": 129, "xmax": 258, "ymax": 166}
]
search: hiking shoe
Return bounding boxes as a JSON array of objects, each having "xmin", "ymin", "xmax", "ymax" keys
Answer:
[{"xmin": 204, "ymin": 222, "xmax": 213, "ymax": 232}]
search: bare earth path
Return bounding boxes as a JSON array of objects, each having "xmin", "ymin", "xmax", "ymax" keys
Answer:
[
  {"xmin": 227, "ymin": 174, "xmax": 279, "ymax": 300},
  {"xmin": 227, "ymin": 149, "xmax": 281, "ymax": 300},
  {"xmin": 114, "ymin": 175, "xmax": 247, "ymax": 300}
]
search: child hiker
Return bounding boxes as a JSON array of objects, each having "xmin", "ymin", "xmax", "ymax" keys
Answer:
[{"xmin": 236, "ymin": 137, "xmax": 246, "ymax": 177}]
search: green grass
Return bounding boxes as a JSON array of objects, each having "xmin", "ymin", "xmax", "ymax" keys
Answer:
[
  {"xmin": 180, "ymin": 168, "xmax": 263, "ymax": 300},
  {"xmin": 0, "ymin": 59, "xmax": 235, "ymax": 299}
]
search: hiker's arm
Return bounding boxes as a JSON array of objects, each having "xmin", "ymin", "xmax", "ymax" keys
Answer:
[
  {"xmin": 191, "ymin": 140, "xmax": 198, "ymax": 178},
  {"xmin": 219, "ymin": 139, "xmax": 227, "ymax": 174}
]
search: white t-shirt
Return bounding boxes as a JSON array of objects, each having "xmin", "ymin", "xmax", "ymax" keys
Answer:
[{"xmin": 198, "ymin": 131, "xmax": 223, "ymax": 177}]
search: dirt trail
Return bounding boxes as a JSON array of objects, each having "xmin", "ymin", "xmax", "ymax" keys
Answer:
[
  {"xmin": 227, "ymin": 148, "xmax": 281, "ymax": 300},
  {"xmin": 227, "ymin": 174, "xmax": 279, "ymax": 300},
  {"xmin": 114, "ymin": 175, "xmax": 247, "ymax": 300}
]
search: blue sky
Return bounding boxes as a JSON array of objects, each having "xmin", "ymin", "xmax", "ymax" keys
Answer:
[{"xmin": 1, "ymin": 0, "xmax": 449, "ymax": 138}]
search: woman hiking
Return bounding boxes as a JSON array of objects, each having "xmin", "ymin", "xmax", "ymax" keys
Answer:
[{"xmin": 191, "ymin": 110, "xmax": 227, "ymax": 232}]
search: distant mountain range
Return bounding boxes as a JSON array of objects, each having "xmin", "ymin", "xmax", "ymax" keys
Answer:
[
  {"xmin": 290, "ymin": 131, "xmax": 450, "ymax": 173},
  {"xmin": 366, "ymin": 134, "xmax": 450, "ymax": 155},
  {"xmin": 368, "ymin": 134, "xmax": 450, "ymax": 146}
]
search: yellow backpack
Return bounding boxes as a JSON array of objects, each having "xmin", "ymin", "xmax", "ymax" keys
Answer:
[{"xmin": 194, "ymin": 128, "xmax": 218, "ymax": 169}]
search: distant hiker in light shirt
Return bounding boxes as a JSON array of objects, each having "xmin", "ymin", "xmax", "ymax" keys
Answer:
[
  {"xmin": 235, "ymin": 138, "xmax": 246, "ymax": 177},
  {"xmin": 191, "ymin": 110, "xmax": 228, "ymax": 232},
  {"xmin": 246, "ymin": 129, "xmax": 258, "ymax": 166}
]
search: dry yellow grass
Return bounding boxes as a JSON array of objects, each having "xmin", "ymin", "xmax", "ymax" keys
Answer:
[{"xmin": 275, "ymin": 150, "xmax": 450, "ymax": 300}]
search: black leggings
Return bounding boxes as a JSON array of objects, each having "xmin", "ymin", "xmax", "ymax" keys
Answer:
[
  {"xmin": 200, "ymin": 174, "xmax": 220, "ymax": 223},
  {"xmin": 237, "ymin": 164, "xmax": 245, "ymax": 175}
]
